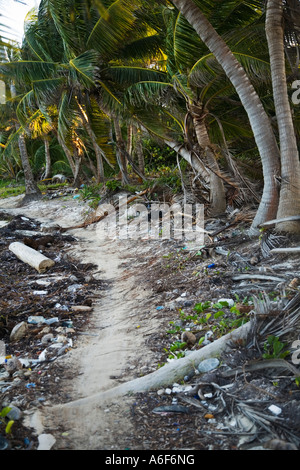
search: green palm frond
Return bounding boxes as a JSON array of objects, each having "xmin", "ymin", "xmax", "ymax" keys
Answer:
[
  {"xmin": 96, "ymin": 79, "xmax": 123, "ymax": 114},
  {"xmin": 32, "ymin": 77, "xmax": 65, "ymax": 104},
  {"xmin": 24, "ymin": 8, "xmax": 53, "ymax": 62},
  {"xmin": 69, "ymin": 50, "xmax": 100, "ymax": 88},
  {"xmin": 0, "ymin": 60, "xmax": 57, "ymax": 83},
  {"xmin": 173, "ymin": 12, "xmax": 204, "ymax": 72},
  {"xmin": 107, "ymin": 66, "xmax": 167, "ymax": 87},
  {"xmin": 57, "ymin": 89, "xmax": 79, "ymax": 145},
  {"xmin": 86, "ymin": 96, "xmax": 116, "ymax": 165},
  {"xmin": 188, "ymin": 52, "xmax": 271, "ymax": 88},
  {"xmin": 16, "ymin": 89, "xmax": 37, "ymax": 129},
  {"xmin": 47, "ymin": 0, "xmax": 88, "ymax": 57},
  {"xmin": 125, "ymin": 80, "xmax": 179, "ymax": 108},
  {"xmin": 87, "ymin": 0, "xmax": 142, "ymax": 59},
  {"xmin": 118, "ymin": 33, "xmax": 164, "ymax": 61},
  {"xmin": 134, "ymin": 105, "xmax": 183, "ymax": 141}
]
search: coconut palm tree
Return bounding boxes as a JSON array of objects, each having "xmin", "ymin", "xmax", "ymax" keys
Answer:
[
  {"xmin": 125, "ymin": 2, "xmax": 274, "ymax": 214},
  {"xmin": 0, "ymin": 44, "xmax": 42, "ymax": 203},
  {"xmin": 18, "ymin": 0, "xmax": 168, "ymax": 185},
  {"xmin": 266, "ymin": 0, "xmax": 300, "ymax": 233},
  {"xmin": 170, "ymin": 0, "xmax": 281, "ymax": 232}
]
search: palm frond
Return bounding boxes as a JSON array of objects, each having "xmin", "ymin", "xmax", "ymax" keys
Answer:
[
  {"xmin": 57, "ymin": 89, "xmax": 79, "ymax": 145},
  {"xmin": 32, "ymin": 77, "xmax": 65, "ymax": 104},
  {"xmin": 173, "ymin": 11, "xmax": 204, "ymax": 72},
  {"xmin": 87, "ymin": 0, "xmax": 142, "ymax": 59},
  {"xmin": 0, "ymin": 60, "xmax": 57, "ymax": 83},
  {"xmin": 118, "ymin": 33, "xmax": 164, "ymax": 61},
  {"xmin": 189, "ymin": 52, "xmax": 271, "ymax": 88},
  {"xmin": 16, "ymin": 89, "xmax": 37, "ymax": 129},
  {"xmin": 47, "ymin": 0, "xmax": 88, "ymax": 57},
  {"xmin": 125, "ymin": 80, "xmax": 179, "ymax": 108},
  {"xmin": 86, "ymin": 96, "xmax": 116, "ymax": 165},
  {"xmin": 107, "ymin": 66, "xmax": 167, "ymax": 87},
  {"xmin": 69, "ymin": 50, "xmax": 100, "ymax": 88}
]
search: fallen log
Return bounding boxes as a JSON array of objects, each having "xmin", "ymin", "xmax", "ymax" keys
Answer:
[
  {"xmin": 59, "ymin": 188, "xmax": 150, "ymax": 233},
  {"xmin": 232, "ymin": 274, "xmax": 286, "ymax": 282},
  {"xmin": 55, "ymin": 319, "xmax": 252, "ymax": 408},
  {"xmin": 270, "ymin": 247, "xmax": 300, "ymax": 254},
  {"xmin": 9, "ymin": 242, "xmax": 55, "ymax": 273}
]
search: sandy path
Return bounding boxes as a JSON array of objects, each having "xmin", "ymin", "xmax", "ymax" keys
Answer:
[{"xmin": 0, "ymin": 196, "xmax": 156, "ymax": 450}]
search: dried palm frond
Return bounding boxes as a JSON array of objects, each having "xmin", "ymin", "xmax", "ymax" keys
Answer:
[{"xmin": 260, "ymin": 232, "xmax": 287, "ymax": 258}]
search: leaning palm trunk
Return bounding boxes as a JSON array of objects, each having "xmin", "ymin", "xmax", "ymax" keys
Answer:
[
  {"xmin": 165, "ymin": 139, "xmax": 210, "ymax": 183},
  {"xmin": 190, "ymin": 104, "xmax": 226, "ymax": 215},
  {"xmin": 17, "ymin": 131, "xmax": 42, "ymax": 204},
  {"xmin": 171, "ymin": 0, "xmax": 281, "ymax": 232},
  {"xmin": 133, "ymin": 125, "xmax": 145, "ymax": 176},
  {"xmin": 56, "ymin": 132, "xmax": 76, "ymax": 176},
  {"xmin": 114, "ymin": 118, "xmax": 129, "ymax": 185},
  {"xmin": 84, "ymin": 122, "xmax": 105, "ymax": 184},
  {"xmin": 44, "ymin": 138, "xmax": 51, "ymax": 179},
  {"xmin": 10, "ymin": 83, "xmax": 41, "ymax": 203},
  {"xmin": 76, "ymin": 100, "xmax": 105, "ymax": 183},
  {"xmin": 266, "ymin": 0, "xmax": 300, "ymax": 233}
]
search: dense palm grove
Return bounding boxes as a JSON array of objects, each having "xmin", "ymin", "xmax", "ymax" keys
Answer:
[{"xmin": 0, "ymin": 0, "xmax": 299, "ymax": 233}]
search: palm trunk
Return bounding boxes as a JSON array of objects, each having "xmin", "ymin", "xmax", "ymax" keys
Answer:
[
  {"xmin": 44, "ymin": 138, "xmax": 51, "ymax": 179},
  {"xmin": 73, "ymin": 153, "xmax": 82, "ymax": 188},
  {"xmin": 133, "ymin": 125, "xmax": 145, "ymax": 176},
  {"xmin": 266, "ymin": 0, "xmax": 300, "ymax": 233},
  {"xmin": 76, "ymin": 101, "xmax": 105, "ymax": 183},
  {"xmin": 114, "ymin": 118, "xmax": 129, "ymax": 185},
  {"xmin": 190, "ymin": 104, "xmax": 226, "ymax": 215},
  {"xmin": 171, "ymin": 0, "xmax": 281, "ymax": 232},
  {"xmin": 10, "ymin": 82, "xmax": 41, "ymax": 203},
  {"xmin": 165, "ymin": 139, "xmax": 211, "ymax": 184},
  {"xmin": 127, "ymin": 124, "xmax": 133, "ymax": 156},
  {"xmin": 56, "ymin": 132, "xmax": 76, "ymax": 176},
  {"xmin": 17, "ymin": 131, "xmax": 42, "ymax": 204}
]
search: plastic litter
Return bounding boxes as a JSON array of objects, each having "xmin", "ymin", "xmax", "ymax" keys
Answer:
[
  {"xmin": 152, "ymin": 405, "xmax": 189, "ymax": 414},
  {"xmin": 25, "ymin": 382, "xmax": 36, "ymax": 389},
  {"xmin": 0, "ymin": 436, "xmax": 9, "ymax": 450},
  {"xmin": 27, "ymin": 316, "xmax": 45, "ymax": 325},
  {"xmin": 198, "ymin": 357, "xmax": 220, "ymax": 373},
  {"xmin": 268, "ymin": 404, "xmax": 282, "ymax": 416}
]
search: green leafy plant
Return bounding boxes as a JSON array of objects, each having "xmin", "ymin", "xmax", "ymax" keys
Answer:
[
  {"xmin": 194, "ymin": 301, "xmax": 211, "ymax": 313},
  {"xmin": 167, "ymin": 322, "xmax": 184, "ymax": 334},
  {"xmin": 105, "ymin": 180, "xmax": 122, "ymax": 192},
  {"xmin": 0, "ymin": 407, "xmax": 14, "ymax": 435},
  {"xmin": 262, "ymin": 335, "xmax": 290, "ymax": 359}
]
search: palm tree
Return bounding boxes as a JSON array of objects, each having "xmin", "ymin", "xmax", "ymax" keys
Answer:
[
  {"xmin": 20, "ymin": 0, "xmax": 167, "ymax": 185},
  {"xmin": 170, "ymin": 0, "xmax": 281, "ymax": 232},
  {"xmin": 266, "ymin": 0, "xmax": 300, "ymax": 233},
  {"xmin": 125, "ymin": 3, "xmax": 272, "ymax": 214},
  {"xmin": 1, "ymin": 66, "xmax": 42, "ymax": 202}
]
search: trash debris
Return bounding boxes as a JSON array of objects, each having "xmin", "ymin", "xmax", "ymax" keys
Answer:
[
  {"xmin": 37, "ymin": 433, "xmax": 56, "ymax": 450},
  {"xmin": 152, "ymin": 405, "xmax": 189, "ymax": 414},
  {"xmin": 197, "ymin": 358, "xmax": 220, "ymax": 373},
  {"xmin": 25, "ymin": 383, "xmax": 36, "ymax": 389},
  {"xmin": 268, "ymin": 405, "xmax": 282, "ymax": 416},
  {"xmin": 9, "ymin": 321, "xmax": 28, "ymax": 342}
]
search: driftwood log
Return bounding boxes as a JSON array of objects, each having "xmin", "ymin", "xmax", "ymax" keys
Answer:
[
  {"xmin": 9, "ymin": 242, "xmax": 55, "ymax": 273},
  {"xmin": 56, "ymin": 320, "xmax": 252, "ymax": 408}
]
